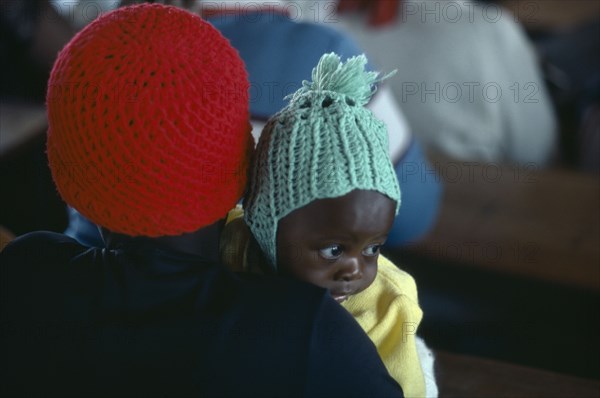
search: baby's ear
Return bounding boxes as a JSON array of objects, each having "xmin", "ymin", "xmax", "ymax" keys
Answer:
[{"xmin": 219, "ymin": 217, "xmax": 251, "ymax": 273}]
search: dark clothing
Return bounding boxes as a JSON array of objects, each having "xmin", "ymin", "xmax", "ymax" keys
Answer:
[
  {"xmin": 0, "ymin": 1, "xmax": 48, "ymax": 102},
  {"xmin": 0, "ymin": 232, "xmax": 403, "ymax": 397}
]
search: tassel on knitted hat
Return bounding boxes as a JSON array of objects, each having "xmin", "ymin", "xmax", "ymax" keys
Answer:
[
  {"xmin": 244, "ymin": 52, "xmax": 401, "ymax": 267},
  {"xmin": 46, "ymin": 4, "xmax": 252, "ymax": 237},
  {"xmin": 288, "ymin": 52, "xmax": 395, "ymax": 106}
]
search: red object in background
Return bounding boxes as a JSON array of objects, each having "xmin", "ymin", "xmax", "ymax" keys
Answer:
[{"xmin": 337, "ymin": 0, "xmax": 402, "ymax": 27}]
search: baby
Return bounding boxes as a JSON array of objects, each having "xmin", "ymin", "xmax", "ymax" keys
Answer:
[{"xmin": 222, "ymin": 53, "xmax": 436, "ymax": 397}]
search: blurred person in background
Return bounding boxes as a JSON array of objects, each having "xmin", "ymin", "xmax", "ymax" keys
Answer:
[
  {"xmin": 0, "ymin": 0, "xmax": 73, "ymax": 102},
  {"xmin": 337, "ymin": 0, "xmax": 558, "ymax": 166}
]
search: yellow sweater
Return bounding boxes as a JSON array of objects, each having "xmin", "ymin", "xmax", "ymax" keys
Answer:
[
  {"xmin": 220, "ymin": 207, "xmax": 425, "ymax": 396},
  {"xmin": 342, "ymin": 255, "xmax": 425, "ymax": 397}
]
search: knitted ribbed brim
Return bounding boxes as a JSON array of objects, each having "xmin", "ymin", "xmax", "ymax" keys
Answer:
[
  {"xmin": 244, "ymin": 53, "xmax": 401, "ymax": 267},
  {"xmin": 46, "ymin": 4, "xmax": 252, "ymax": 237}
]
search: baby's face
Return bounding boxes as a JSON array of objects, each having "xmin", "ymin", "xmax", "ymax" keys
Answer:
[{"xmin": 276, "ymin": 190, "xmax": 396, "ymax": 303}]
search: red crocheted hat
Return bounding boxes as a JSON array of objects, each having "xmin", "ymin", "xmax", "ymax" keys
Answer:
[{"xmin": 47, "ymin": 4, "xmax": 252, "ymax": 237}]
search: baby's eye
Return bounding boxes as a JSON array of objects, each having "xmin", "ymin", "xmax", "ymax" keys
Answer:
[
  {"xmin": 362, "ymin": 244, "xmax": 381, "ymax": 257},
  {"xmin": 319, "ymin": 244, "xmax": 343, "ymax": 260}
]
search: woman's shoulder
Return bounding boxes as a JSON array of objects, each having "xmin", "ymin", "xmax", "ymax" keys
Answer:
[{"xmin": 0, "ymin": 231, "xmax": 87, "ymax": 266}]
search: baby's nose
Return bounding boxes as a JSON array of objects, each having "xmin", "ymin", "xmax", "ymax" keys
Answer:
[{"xmin": 335, "ymin": 259, "xmax": 363, "ymax": 282}]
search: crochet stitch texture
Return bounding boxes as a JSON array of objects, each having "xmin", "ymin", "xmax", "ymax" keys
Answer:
[
  {"xmin": 244, "ymin": 52, "xmax": 401, "ymax": 267},
  {"xmin": 46, "ymin": 4, "xmax": 252, "ymax": 236}
]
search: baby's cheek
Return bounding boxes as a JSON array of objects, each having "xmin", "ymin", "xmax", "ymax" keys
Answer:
[{"xmin": 364, "ymin": 264, "xmax": 378, "ymax": 285}]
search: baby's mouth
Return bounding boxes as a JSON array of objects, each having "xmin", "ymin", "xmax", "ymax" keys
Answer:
[{"xmin": 331, "ymin": 292, "xmax": 352, "ymax": 303}]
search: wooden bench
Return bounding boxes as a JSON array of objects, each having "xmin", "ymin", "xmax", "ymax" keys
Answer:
[
  {"xmin": 405, "ymin": 158, "xmax": 599, "ymax": 291},
  {"xmin": 0, "ymin": 102, "xmax": 47, "ymax": 159},
  {"xmin": 437, "ymin": 351, "xmax": 600, "ymax": 397},
  {"xmin": 391, "ymin": 157, "xmax": 599, "ymax": 379}
]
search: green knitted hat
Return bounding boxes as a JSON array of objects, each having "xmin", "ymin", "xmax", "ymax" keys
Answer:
[{"xmin": 244, "ymin": 52, "xmax": 401, "ymax": 267}]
